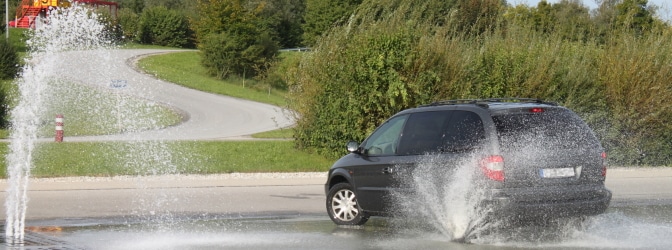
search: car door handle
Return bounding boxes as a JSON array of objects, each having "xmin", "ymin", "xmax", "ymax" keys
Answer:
[{"xmin": 382, "ymin": 167, "xmax": 393, "ymax": 174}]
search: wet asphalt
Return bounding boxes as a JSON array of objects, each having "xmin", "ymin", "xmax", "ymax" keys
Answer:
[{"xmin": 0, "ymin": 168, "xmax": 671, "ymax": 249}]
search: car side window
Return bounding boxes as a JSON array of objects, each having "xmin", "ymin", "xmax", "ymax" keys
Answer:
[
  {"xmin": 396, "ymin": 110, "xmax": 484, "ymax": 155},
  {"xmin": 362, "ymin": 115, "xmax": 408, "ymax": 156},
  {"xmin": 443, "ymin": 111, "xmax": 485, "ymax": 152},
  {"xmin": 397, "ymin": 111, "xmax": 452, "ymax": 155}
]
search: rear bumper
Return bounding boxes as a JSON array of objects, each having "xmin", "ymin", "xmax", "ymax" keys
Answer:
[{"xmin": 484, "ymin": 185, "xmax": 612, "ymax": 220}]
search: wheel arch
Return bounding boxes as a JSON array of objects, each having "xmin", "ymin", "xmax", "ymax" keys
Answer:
[{"xmin": 327, "ymin": 169, "xmax": 353, "ymax": 192}]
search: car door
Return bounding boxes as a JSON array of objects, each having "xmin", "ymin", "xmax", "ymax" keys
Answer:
[
  {"xmin": 354, "ymin": 111, "xmax": 457, "ymax": 212},
  {"xmin": 350, "ymin": 115, "xmax": 408, "ymax": 213}
]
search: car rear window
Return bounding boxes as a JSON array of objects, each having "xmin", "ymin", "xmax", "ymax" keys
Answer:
[{"xmin": 493, "ymin": 108, "xmax": 599, "ymax": 149}]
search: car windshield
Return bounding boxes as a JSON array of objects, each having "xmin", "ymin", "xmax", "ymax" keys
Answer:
[{"xmin": 493, "ymin": 109, "xmax": 599, "ymax": 150}]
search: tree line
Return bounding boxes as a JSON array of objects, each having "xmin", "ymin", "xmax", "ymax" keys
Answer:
[{"xmin": 4, "ymin": 0, "xmax": 665, "ymax": 77}]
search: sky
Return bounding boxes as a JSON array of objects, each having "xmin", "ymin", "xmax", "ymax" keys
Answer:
[{"xmin": 512, "ymin": 0, "xmax": 672, "ymax": 21}]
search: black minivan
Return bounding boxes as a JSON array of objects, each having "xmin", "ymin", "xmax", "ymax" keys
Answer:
[{"xmin": 325, "ymin": 99, "xmax": 612, "ymax": 225}]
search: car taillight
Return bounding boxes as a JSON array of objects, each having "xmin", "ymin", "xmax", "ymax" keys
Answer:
[
  {"xmin": 530, "ymin": 107, "xmax": 544, "ymax": 113},
  {"xmin": 601, "ymin": 152, "xmax": 608, "ymax": 177},
  {"xmin": 480, "ymin": 155, "xmax": 505, "ymax": 182}
]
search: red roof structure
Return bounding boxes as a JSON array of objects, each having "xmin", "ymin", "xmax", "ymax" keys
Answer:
[{"xmin": 9, "ymin": 0, "xmax": 118, "ymax": 28}]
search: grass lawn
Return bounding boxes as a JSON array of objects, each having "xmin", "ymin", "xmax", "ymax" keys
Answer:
[
  {"xmin": 0, "ymin": 140, "xmax": 332, "ymax": 178},
  {"xmin": 0, "ymin": 79, "xmax": 182, "ymax": 137},
  {"xmin": 137, "ymin": 51, "xmax": 287, "ymax": 107},
  {"xmin": 251, "ymin": 128, "xmax": 294, "ymax": 139},
  {"xmin": 45, "ymin": 81, "xmax": 183, "ymax": 136}
]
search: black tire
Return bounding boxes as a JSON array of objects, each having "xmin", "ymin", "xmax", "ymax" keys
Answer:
[{"xmin": 326, "ymin": 183, "xmax": 369, "ymax": 225}]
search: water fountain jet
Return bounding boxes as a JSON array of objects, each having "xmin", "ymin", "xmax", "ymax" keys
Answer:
[{"xmin": 4, "ymin": 5, "xmax": 115, "ymax": 243}]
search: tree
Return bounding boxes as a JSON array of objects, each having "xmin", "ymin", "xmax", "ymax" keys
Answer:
[
  {"xmin": 593, "ymin": 0, "xmax": 656, "ymax": 36},
  {"xmin": 119, "ymin": 0, "xmax": 145, "ymax": 13},
  {"xmin": 503, "ymin": 4, "xmax": 535, "ymax": 27},
  {"xmin": 1, "ymin": 0, "xmax": 5, "ymax": 35},
  {"xmin": 551, "ymin": 0, "xmax": 592, "ymax": 41},
  {"xmin": 258, "ymin": 0, "xmax": 305, "ymax": 48},
  {"xmin": 302, "ymin": 0, "xmax": 363, "ymax": 46},
  {"xmin": 137, "ymin": 6, "xmax": 194, "ymax": 48},
  {"xmin": 504, "ymin": 1, "xmax": 592, "ymax": 41},
  {"xmin": 144, "ymin": 0, "xmax": 198, "ymax": 19},
  {"xmin": 0, "ymin": 38, "xmax": 19, "ymax": 80},
  {"xmin": 0, "ymin": 38, "xmax": 17, "ymax": 128},
  {"xmin": 195, "ymin": 0, "xmax": 250, "ymax": 39},
  {"xmin": 200, "ymin": 27, "xmax": 278, "ymax": 79},
  {"xmin": 117, "ymin": 8, "xmax": 139, "ymax": 42},
  {"xmin": 455, "ymin": 0, "xmax": 503, "ymax": 34},
  {"xmin": 145, "ymin": 0, "xmax": 182, "ymax": 9},
  {"xmin": 533, "ymin": 1, "xmax": 554, "ymax": 33},
  {"xmin": 615, "ymin": 0, "xmax": 654, "ymax": 34},
  {"xmin": 195, "ymin": 0, "xmax": 279, "ymax": 79}
]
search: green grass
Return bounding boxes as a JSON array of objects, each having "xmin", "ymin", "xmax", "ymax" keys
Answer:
[
  {"xmin": 118, "ymin": 43, "xmax": 180, "ymax": 49},
  {"xmin": 7, "ymin": 28, "xmax": 29, "ymax": 53},
  {"xmin": 251, "ymin": 128, "xmax": 294, "ymax": 139},
  {"xmin": 0, "ymin": 141, "xmax": 331, "ymax": 178},
  {"xmin": 0, "ymin": 79, "xmax": 182, "ymax": 138},
  {"xmin": 137, "ymin": 51, "xmax": 287, "ymax": 107},
  {"xmin": 42, "ymin": 81, "xmax": 183, "ymax": 136}
]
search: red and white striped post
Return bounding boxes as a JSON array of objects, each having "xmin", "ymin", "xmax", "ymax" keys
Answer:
[{"xmin": 55, "ymin": 114, "xmax": 64, "ymax": 142}]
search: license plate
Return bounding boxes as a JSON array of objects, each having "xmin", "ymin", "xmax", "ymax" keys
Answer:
[{"xmin": 539, "ymin": 168, "xmax": 575, "ymax": 178}]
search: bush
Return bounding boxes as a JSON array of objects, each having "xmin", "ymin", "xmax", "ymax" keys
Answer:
[
  {"xmin": 137, "ymin": 6, "xmax": 194, "ymax": 48},
  {"xmin": 595, "ymin": 31, "xmax": 672, "ymax": 166},
  {"xmin": 259, "ymin": 51, "xmax": 304, "ymax": 91},
  {"xmin": 288, "ymin": 2, "xmax": 447, "ymax": 158},
  {"xmin": 117, "ymin": 8, "xmax": 139, "ymax": 42},
  {"xmin": 286, "ymin": 0, "xmax": 672, "ymax": 165},
  {"xmin": 0, "ymin": 11, "xmax": 4, "ymax": 34},
  {"xmin": 199, "ymin": 27, "xmax": 278, "ymax": 79},
  {"xmin": 0, "ymin": 39, "xmax": 20, "ymax": 80},
  {"xmin": 93, "ymin": 9, "xmax": 123, "ymax": 43},
  {"xmin": 0, "ymin": 39, "xmax": 17, "ymax": 129}
]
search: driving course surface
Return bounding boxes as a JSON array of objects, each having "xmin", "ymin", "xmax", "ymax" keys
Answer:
[{"xmin": 56, "ymin": 49, "xmax": 293, "ymax": 141}]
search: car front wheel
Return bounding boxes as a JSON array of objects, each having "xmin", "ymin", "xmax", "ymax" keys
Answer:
[{"xmin": 327, "ymin": 183, "xmax": 368, "ymax": 225}]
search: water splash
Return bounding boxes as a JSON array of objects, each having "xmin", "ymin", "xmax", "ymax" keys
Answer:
[
  {"xmin": 393, "ymin": 154, "xmax": 495, "ymax": 242},
  {"xmin": 468, "ymin": 210, "xmax": 672, "ymax": 248},
  {"xmin": 4, "ymin": 5, "xmax": 113, "ymax": 242}
]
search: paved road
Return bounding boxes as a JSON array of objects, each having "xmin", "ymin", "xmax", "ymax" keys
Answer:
[
  {"xmin": 54, "ymin": 49, "xmax": 293, "ymax": 141},
  {"xmin": 0, "ymin": 168, "xmax": 669, "ymax": 221}
]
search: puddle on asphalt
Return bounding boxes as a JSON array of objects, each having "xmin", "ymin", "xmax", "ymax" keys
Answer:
[{"xmin": 10, "ymin": 205, "xmax": 672, "ymax": 250}]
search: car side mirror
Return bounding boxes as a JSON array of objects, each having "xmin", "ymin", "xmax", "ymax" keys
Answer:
[{"xmin": 346, "ymin": 141, "xmax": 360, "ymax": 154}]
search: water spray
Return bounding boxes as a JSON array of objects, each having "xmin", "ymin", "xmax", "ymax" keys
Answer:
[
  {"xmin": 392, "ymin": 154, "xmax": 496, "ymax": 243},
  {"xmin": 4, "ymin": 4, "xmax": 112, "ymax": 243}
]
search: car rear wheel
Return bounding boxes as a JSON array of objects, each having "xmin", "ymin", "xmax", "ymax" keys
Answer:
[{"xmin": 327, "ymin": 183, "xmax": 368, "ymax": 225}]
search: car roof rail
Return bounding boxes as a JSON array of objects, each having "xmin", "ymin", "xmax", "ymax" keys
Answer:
[
  {"xmin": 419, "ymin": 99, "xmax": 486, "ymax": 107},
  {"xmin": 482, "ymin": 98, "xmax": 558, "ymax": 106},
  {"xmin": 419, "ymin": 98, "xmax": 558, "ymax": 108}
]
